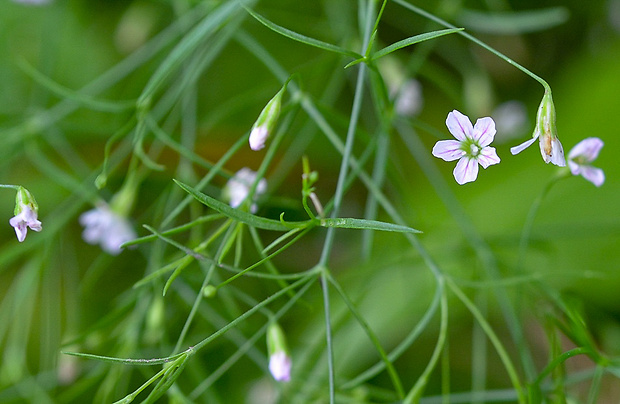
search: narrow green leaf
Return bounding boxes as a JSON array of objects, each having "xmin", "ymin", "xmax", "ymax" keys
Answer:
[
  {"xmin": 122, "ymin": 214, "xmax": 224, "ymax": 247},
  {"xmin": 143, "ymin": 356, "xmax": 189, "ymax": 403},
  {"xmin": 17, "ymin": 59, "xmax": 136, "ymax": 113},
  {"xmin": 371, "ymin": 28, "xmax": 463, "ymax": 61},
  {"xmin": 244, "ymin": 7, "xmax": 362, "ymax": 59},
  {"xmin": 344, "ymin": 57, "xmax": 367, "ymax": 69},
  {"xmin": 163, "ymin": 256, "xmax": 195, "ymax": 297},
  {"xmin": 457, "ymin": 7, "xmax": 569, "ymax": 35},
  {"xmin": 138, "ymin": 1, "xmax": 239, "ymax": 104},
  {"xmin": 320, "ymin": 217, "xmax": 421, "ymax": 233},
  {"xmin": 173, "ymin": 180, "xmax": 311, "ymax": 231},
  {"xmin": 62, "ymin": 351, "xmax": 185, "ymax": 365}
]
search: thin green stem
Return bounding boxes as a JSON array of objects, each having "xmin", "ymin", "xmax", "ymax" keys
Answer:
[
  {"xmin": 313, "ymin": 2, "xmax": 377, "ymax": 400},
  {"xmin": 396, "ymin": 120, "xmax": 536, "ymax": 379},
  {"xmin": 318, "ymin": 60, "xmax": 367, "ymax": 266},
  {"xmin": 586, "ymin": 365, "xmax": 604, "ymax": 404},
  {"xmin": 327, "ymin": 272, "xmax": 405, "ymax": 399},
  {"xmin": 393, "ymin": 0, "xmax": 550, "ymax": 91},
  {"xmin": 517, "ymin": 173, "xmax": 567, "ymax": 269},
  {"xmin": 447, "ymin": 278, "xmax": 527, "ymax": 404},
  {"xmin": 532, "ymin": 347, "xmax": 591, "ymax": 387},
  {"xmin": 191, "ymin": 273, "xmax": 316, "ymax": 352},
  {"xmin": 188, "ymin": 275, "xmax": 315, "ymax": 399},
  {"xmin": 404, "ymin": 282, "xmax": 448, "ymax": 403}
]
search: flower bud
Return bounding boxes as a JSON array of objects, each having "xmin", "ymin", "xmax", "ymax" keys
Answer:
[
  {"xmin": 534, "ymin": 91, "xmax": 565, "ymax": 166},
  {"xmin": 9, "ymin": 187, "xmax": 42, "ymax": 242},
  {"xmin": 510, "ymin": 91, "xmax": 566, "ymax": 167},
  {"xmin": 249, "ymin": 86, "xmax": 285, "ymax": 151},
  {"xmin": 267, "ymin": 322, "xmax": 291, "ymax": 382}
]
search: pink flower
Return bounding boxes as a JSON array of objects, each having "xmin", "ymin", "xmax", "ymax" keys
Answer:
[
  {"xmin": 568, "ymin": 137, "xmax": 605, "ymax": 187},
  {"xmin": 432, "ymin": 110, "xmax": 501, "ymax": 185},
  {"xmin": 9, "ymin": 187, "xmax": 42, "ymax": 242}
]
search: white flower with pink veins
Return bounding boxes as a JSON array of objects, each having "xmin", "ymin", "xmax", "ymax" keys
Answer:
[{"xmin": 432, "ymin": 110, "xmax": 501, "ymax": 185}]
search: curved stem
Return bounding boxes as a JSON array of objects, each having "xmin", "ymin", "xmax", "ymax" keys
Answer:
[
  {"xmin": 517, "ymin": 172, "xmax": 568, "ymax": 269},
  {"xmin": 393, "ymin": 0, "xmax": 550, "ymax": 91}
]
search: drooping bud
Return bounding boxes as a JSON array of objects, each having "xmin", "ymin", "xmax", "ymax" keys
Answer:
[
  {"xmin": 266, "ymin": 322, "xmax": 291, "ymax": 382},
  {"xmin": 510, "ymin": 91, "xmax": 566, "ymax": 167},
  {"xmin": 534, "ymin": 91, "xmax": 565, "ymax": 166},
  {"xmin": 9, "ymin": 187, "xmax": 42, "ymax": 242}
]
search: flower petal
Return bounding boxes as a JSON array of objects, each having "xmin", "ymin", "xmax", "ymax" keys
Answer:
[
  {"xmin": 510, "ymin": 136, "xmax": 537, "ymax": 155},
  {"xmin": 453, "ymin": 157, "xmax": 479, "ymax": 185},
  {"xmin": 446, "ymin": 110, "xmax": 473, "ymax": 141},
  {"xmin": 579, "ymin": 166, "xmax": 605, "ymax": 187},
  {"xmin": 477, "ymin": 146, "xmax": 501, "ymax": 168},
  {"xmin": 269, "ymin": 351, "xmax": 292, "ymax": 382},
  {"xmin": 432, "ymin": 140, "xmax": 464, "ymax": 161},
  {"xmin": 568, "ymin": 137, "xmax": 604, "ymax": 162},
  {"xmin": 472, "ymin": 117, "xmax": 496, "ymax": 146},
  {"xmin": 568, "ymin": 160, "xmax": 580, "ymax": 176},
  {"xmin": 9, "ymin": 216, "xmax": 27, "ymax": 242},
  {"xmin": 547, "ymin": 137, "xmax": 566, "ymax": 167},
  {"xmin": 249, "ymin": 125, "xmax": 269, "ymax": 151}
]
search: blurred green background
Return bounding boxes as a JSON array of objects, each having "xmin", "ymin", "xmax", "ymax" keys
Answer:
[{"xmin": 1, "ymin": 0, "xmax": 619, "ymax": 402}]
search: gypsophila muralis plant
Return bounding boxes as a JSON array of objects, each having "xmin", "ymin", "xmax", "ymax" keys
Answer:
[{"xmin": 1, "ymin": 0, "xmax": 618, "ymax": 403}]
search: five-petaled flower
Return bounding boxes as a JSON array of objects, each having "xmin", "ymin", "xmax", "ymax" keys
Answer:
[
  {"xmin": 568, "ymin": 137, "xmax": 605, "ymax": 187},
  {"xmin": 432, "ymin": 110, "xmax": 501, "ymax": 185},
  {"xmin": 510, "ymin": 91, "xmax": 566, "ymax": 167},
  {"xmin": 80, "ymin": 204, "xmax": 136, "ymax": 255},
  {"xmin": 9, "ymin": 187, "xmax": 42, "ymax": 242}
]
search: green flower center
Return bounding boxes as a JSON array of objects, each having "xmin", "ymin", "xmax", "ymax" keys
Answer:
[{"xmin": 461, "ymin": 138, "xmax": 481, "ymax": 158}]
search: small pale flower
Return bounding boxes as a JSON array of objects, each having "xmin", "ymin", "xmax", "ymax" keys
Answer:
[
  {"xmin": 432, "ymin": 110, "xmax": 501, "ymax": 185},
  {"xmin": 568, "ymin": 137, "xmax": 605, "ymax": 187},
  {"xmin": 267, "ymin": 322, "xmax": 291, "ymax": 382},
  {"xmin": 79, "ymin": 204, "xmax": 136, "ymax": 255},
  {"xmin": 223, "ymin": 168, "xmax": 267, "ymax": 213},
  {"xmin": 510, "ymin": 91, "xmax": 566, "ymax": 167},
  {"xmin": 393, "ymin": 79, "xmax": 423, "ymax": 117},
  {"xmin": 268, "ymin": 351, "xmax": 292, "ymax": 382},
  {"xmin": 9, "ymin": 187, "xmax": 42, "ymax": 242},
  {"xmin": 492, "ymin": 100, "xmax": 528, "ymax": 140}
]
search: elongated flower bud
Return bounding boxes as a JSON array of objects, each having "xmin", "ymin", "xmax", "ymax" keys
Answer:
[
  {"xmin": 510, "ymin": 91, "xmax": 566, "ymax": 167},
  {"xmin": 534, "ymin": 91, "xmax": 565, "ymax": 166},
  {"xmin": 266, "ymin": 322, "xmax": 291, "ymax": 382},
  {"xmin": 249, "ymin": 86, "xmax": 285, "ymax": 151}
]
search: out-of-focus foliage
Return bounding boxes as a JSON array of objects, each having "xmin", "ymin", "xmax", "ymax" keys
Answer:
[{"xmin": 0, "ymin": 0, "xmax": 619, "ymax": 403}]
